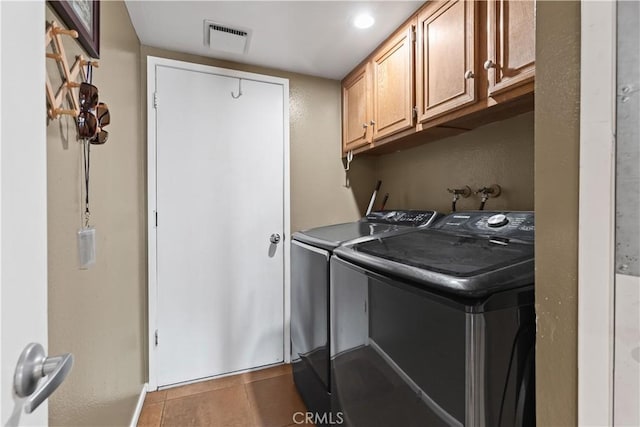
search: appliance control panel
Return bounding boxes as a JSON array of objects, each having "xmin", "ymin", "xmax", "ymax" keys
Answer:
[
  {"xmin": 363, "ymin": 210, "xmax": 438, "ymax": 227},
  {"xmin": 433, "ymin": 211, "xmax": 535, "ymax": 241}
]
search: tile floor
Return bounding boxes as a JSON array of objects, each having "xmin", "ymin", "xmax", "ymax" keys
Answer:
[{"xmin": 138, "ymin": 364, "xmax": 315, "ymax": 427}]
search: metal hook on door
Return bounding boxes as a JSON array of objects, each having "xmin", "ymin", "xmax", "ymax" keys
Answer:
[{"xmin": 231, "ymin": 78, "xmax": 243, "ymax": 99}]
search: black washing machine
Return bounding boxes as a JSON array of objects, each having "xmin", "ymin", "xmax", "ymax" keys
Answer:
[
  {"xmin": 291, "ymin": 210, "xmax": 441, "ymax": 422},
  {"xmin": 331, "ymin": 211, "xmax": 535, "ymax": 427}
]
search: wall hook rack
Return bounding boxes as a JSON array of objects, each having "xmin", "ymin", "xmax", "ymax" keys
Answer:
[{"xmin": 45, "ymin": 20, "xmax": 99, "ymax": 120}]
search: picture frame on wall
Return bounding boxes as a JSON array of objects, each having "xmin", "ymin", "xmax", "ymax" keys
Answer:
[{"xmin": 49, "ymin": 0, "xmax": 100, "ymax": 58}]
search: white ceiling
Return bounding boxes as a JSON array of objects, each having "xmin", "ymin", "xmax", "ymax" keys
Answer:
[{"xmin": 125, "ymin": 1, "xmax": 423, "ymax": 80}]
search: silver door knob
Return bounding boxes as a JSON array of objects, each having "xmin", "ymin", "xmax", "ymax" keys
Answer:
[
  {"xmin": 14, "ymin": 343, "xmax": 74, "ymax": 413},
  {"xmin": 370, "ymin": 120, "xmax": 376, "ymax": 126},
  {"xmin": 270, "ymin": 233, "xmax": 281, "ymax": 244},
  {"xmin": 362, "ymin": 123, "xmax": 368, "ymax": 129},
  {"xmin": 464, "ymin": 70, "xmax": 475, "ymax": 79},
  {"xmin": 484, "ymin": 60, "xmax": 496, "ymax": 70}
]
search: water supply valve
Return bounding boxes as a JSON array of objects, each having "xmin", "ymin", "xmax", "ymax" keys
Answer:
[
  {"xmin": 447, "ymin": 186, "xmax": 472, "ymax": 200},
  {"xmin": 447, "ymin": 186, "xmax": 472, "ymax": 212},
  {"xmin": 475, "ymin": 184, "xmax": 502, "ymax": 210}
]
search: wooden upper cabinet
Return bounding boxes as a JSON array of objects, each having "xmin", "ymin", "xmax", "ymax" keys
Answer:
[
  {"xmin": 342, "ymin": 63, "xmax": 371, "ymax": 153},
  {"xmin": 416, "ymin": 0, "xmax": 476, "ymax": 123},
  {"xmin": 371, "ymin": 22, "xmax": 416, "ymax": 140},
  {"xmin": 486, "ymin": 0, "xmax": 535, "ymax": 96},
  {"xmin": 340, "ymin": 0, "xmax": 535, "ymax": 155}
]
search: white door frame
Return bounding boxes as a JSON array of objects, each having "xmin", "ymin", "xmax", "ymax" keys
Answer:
[
  {"xmin": 146, "ymin": 56, "xmax": 291, "ymax": 391},
  {"xmin": 578, "ymin": 1, "xmax": 617, "ymax": 425},
  {"xmin": 1, "ymin": 1, "xmax": 49, "ymax": 424}
]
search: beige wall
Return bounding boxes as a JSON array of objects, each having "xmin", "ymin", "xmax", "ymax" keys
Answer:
[
  {"xmin": 140, "ymin": 46, "xmax": 376, "ymax": 232},
  {"xmin": 46, "ymin": 2, "xmax": 145, "ymax": 425},
  {"xmin": 534, "ymin": 1, "xmax": 581, "ymax": 425},
  {"xmin": 373, "ymin": 112, "xmax": 534, "ymax": 212},
  {"xmin": 45, "ymin": 3, "xmax": 590, "ymax": 425}
]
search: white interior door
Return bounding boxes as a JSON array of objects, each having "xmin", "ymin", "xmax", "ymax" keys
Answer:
[
  {"xmin": 1, "ymin": 1, "xmax": 50, "ymax": 425},
  {"xmin": 153, "ymin": 62, "xmax": 286, "ymax": 387}
]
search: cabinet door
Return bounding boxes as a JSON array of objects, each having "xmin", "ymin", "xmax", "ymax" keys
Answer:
[
  {"xmin": 486, "ymin": 0, "xmax": 535, "ymax": 96},
  {"xmin": 371, "ymin": 23, "xmax": 415, "ymax": 140},
  {"xmin": 416, "ymin": 0, "xmax": 476, "ymax": 122},
  {"xmin": 342, "ymin": 63, "xmax": 371, "ymax": 153}
]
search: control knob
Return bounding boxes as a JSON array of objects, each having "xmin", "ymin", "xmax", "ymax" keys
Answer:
[{"xmin": 487, "ymin": 214, "xmax": 509, "ymax": 228}]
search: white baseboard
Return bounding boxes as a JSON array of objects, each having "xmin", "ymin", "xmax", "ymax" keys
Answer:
[
  {"xmin": 130, "ymin": 383, "xmax": 148, "ymax": 427},
  {"xmin": 157, "ymin": 362, "xmax": 287, "ymax": 390}
]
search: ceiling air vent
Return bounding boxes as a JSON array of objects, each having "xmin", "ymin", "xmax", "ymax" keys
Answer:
[{"xmin": 203, "ymin": 20, "xmax": 252, "ymax": 55}]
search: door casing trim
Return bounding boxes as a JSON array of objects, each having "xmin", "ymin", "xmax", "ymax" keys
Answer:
[
  {"xmin": 145, "ymin": 56, "xmax": 291, "ymax": 391},
  {"xmin": 578, "ymin": 2, "xmax": 616, "ymax": 424}
]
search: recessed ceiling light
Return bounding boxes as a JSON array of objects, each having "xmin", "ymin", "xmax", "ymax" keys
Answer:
[{"xmin": 353, "ymin": 13, "xmax": 375, "ymax": 29}]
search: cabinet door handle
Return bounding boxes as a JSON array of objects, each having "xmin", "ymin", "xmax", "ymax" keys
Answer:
[
  {"xmin": 362, "ymin": 123, "xmax": 368, "ymax": 129},
  {"xmin": 484, "ymin": 60, "xmax": 496, "ymax": 70},
  {"xmin": 370, "ymin": 120, "xmax": 376, "ymax": 126},
  {"xmin": 14, "ymin": 343, "xmax": 74, "ymax": 414},
  {"xmin": 464, "ymin": 70, "xmax": 475, "ymax": 79}
]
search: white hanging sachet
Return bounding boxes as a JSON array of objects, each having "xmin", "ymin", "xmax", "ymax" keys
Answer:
[{"xmin": 77, "ymin": 227, "xmax": 96, "ymax": 269}]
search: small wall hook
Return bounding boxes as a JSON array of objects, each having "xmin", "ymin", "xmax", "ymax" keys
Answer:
[
  {"xmin": 49, "ymin": 108, "xmax": 78, "ymax": 119},
  {"xmin": 52, "ymin": 26, "xmax": 78, "ymax": 39},
  {"xmin": 79, "ymin": 58, "xmax": 100, "ymax": 69},
  {"xmin": 231, "ymin": 79, "xmax": 243, "ymax": 99},
  {"xmin": 343, "ymin": 150, "xmax": 354, "ymax": 188}
]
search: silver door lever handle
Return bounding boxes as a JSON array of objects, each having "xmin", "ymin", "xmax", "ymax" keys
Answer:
[{"xmin": 14, "ymin": 343, "xmax": 74, "ymax": 413}]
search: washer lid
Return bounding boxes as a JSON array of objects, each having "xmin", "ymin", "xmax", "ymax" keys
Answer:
[
  {"xmin": 334, "ymin": 211, "xmax": 535, "ymax": 298},
  {"xmin": 349, "ymin": 230, "xmax": 533, "ymax": 278}
]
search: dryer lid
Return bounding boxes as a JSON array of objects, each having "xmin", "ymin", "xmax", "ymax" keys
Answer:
[
  {"xmin": 293, "ymin": 222, "xmax": 403, "ymax": 251},
  {"xmin": 293, "ymin": 210, "xmax": 439, "ymax": 251}
]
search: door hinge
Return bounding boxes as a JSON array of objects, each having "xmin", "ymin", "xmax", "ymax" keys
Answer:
[
  {"xmin": 412, "ymin": 106, "xmax": 418, "ymax": 120},
  {"xmin": 155, "ymin": 329, "xmax": 158, "ymax": 346},
  {"xmin": 411, "ymin": 26, "xmax": 416, "ymax": 43},
  {"xmin": 155, "ymin": 211, "xmax": 158, "ymax": 227},
  {"xmin": 153, "ymin": 92, "xmax": 159, "ymax": 109}
]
